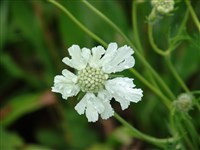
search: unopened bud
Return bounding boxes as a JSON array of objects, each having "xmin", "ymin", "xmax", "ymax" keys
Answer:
[
  {"xmin": 173, "ymin": 93, "xmax": 193, "ymax": 112},
  {"xmin": 151, "ymin": 0, "xmax": 174, "ymax": 14}
]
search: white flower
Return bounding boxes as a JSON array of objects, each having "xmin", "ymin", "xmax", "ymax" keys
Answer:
[
  {"xmin": 52, "ymin": 42, "xmax": 143, "ymax": 122},
  {"xmin": 151, "ymin": 0, "xmax": 174, "ymax": 14}
]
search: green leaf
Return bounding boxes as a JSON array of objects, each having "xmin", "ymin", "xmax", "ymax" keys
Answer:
[
  {"xmin": 36, "ymin": 129, "xmax": 67, "ymax": 149},
  {"xmin": 58, "ymin": 1, "xmax": 91, "ymax": 46},
  {"xmin": 174, "ymin": 34, "xmax": 200, "ymax": 80},
  {"xmin": 1, "ymin": 53, "xmax": 23, "ymax": 77},
  {"xmin": 1, "ymin": 53, "xmax": 42, "ymax": 88},
  {"xmin": 0, "ymin": 92, "xmax": 49, "ymax": 126},
  {"xmin": 0, "ymin": 126, "xmax": 24, "ymax": 150},
  {"xmin": 0, "ymin": 0, "xmax": 9, "ymax": 51},
  {"xmin": 64, "ymin": 108, "xmax": 99, "ymax": 149},
  {"xmin": 24, "ymin": 144, "xmax": 52, "ymax": 150},
  {"xmin": 88, "ymin": 143, "xmax": 113, "ymax": 150},
  {"xmin": 10, "ymin": 1, "xmax": 54, "ymax": 83}
]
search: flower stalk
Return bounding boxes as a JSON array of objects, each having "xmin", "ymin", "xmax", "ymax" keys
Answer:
[
  {"xmin": 185, "ymin": 0, "xmax": 200, "ymax": 32},
  {"xmin": 114, "ymin": 113, "xmax": 176, "ymax": 147}
]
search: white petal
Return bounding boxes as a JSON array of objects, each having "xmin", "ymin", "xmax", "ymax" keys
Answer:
[
  {"xmin": 62, "ymin": 69, "xmax": 78, "ymax": 83},
  {"xmin": 74, "ymin": 96, "xmax": 87, "ymax": 115},
  {"xmin": 97, "ymin": 90, "xmax": 114, "ymax": 119},
  {"xmin": 51, "ymin": 69, "xmax": 80, "ymax": 100},
  {"xmin": 126, "ymin": 88, "xmax": 143, "ymax": 103},
  {"xmin": 62, "ymin": 45, "xmax": 91, "ymax": 70},
  {"xmin": 113, "ymin": 56, "xmax": 135, "ymax": 72},
  {"xmin": 89, "ymin": 46, "xmax": 105, "ymax": 68},
  {"xmin": 86, "ymin": 100, "xmax": 99, "ymax": 122},
  {"xmin": 61, "ymin": 85, "xmax": 80, "ymax": 99},
  {"xmin": 100, "ymin": 101, "xmax": 114, "ymax": 119},
  {"xmin": 105, "ymin": 77, "xmax": 143, "ymax": 110},
  {"xmin": 82, "ymin": 48, "xmax": 91, "ymax": 63},
  {"xmin": 102, "ymin": 44, "xmax": 135, "ymax": 73},
  {"xmin": 75, "ymin": 93, "xmax": 93, "ymax": 115},
  {"xmin": 93, "ymin": 98, "xmax": 105, "ymax": 113},
  {"xmin": 75, "ymin": 93, "xmax": 105, "ymax": 122},
  {"xmin": 100, "ymin": 42, "xmax": 117, "ymax": 67},
  {"xmin": 97, "ymin": 90, "xmax": 112, "ymax": 102}
]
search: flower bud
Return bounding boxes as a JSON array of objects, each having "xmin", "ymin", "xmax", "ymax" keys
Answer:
[
  {"xmin": 173, "ymin": 93, "xmax": 193, "ymax": 112},
  {"xmin": 151, "ymin": 0, "xmax": 174, "ymax": 14}
]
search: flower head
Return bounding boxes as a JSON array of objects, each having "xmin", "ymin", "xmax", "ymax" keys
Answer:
[
  {"xmin": 173, "ymin": 93, "xmax": 193, "ymax": 112},
  {"xmin": 151, "ymin": 0, "xmax": 174, "ymax": 14},
  {"xmin": 148, "ymin": 0, "xmax": 175, "ymax": 23},
  {"xmin": 52, "ymin": 43, "xmax": 143, "ymax": 122}
]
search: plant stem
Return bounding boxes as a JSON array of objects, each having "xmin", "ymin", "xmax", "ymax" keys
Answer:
[
  {"xmin": 81, "ymin": 0, "xmax": 133, "ymax": 47},
  {"xmin": 47, "ymin": 0, "xmax": 107, "ymax": 47},
  {"xmin": 129, "ymin": 68, "xmax": 171, "ymax": 109},
  {"xmin": 176, "ymin": 10, "xmax": 189, "ymax": 37},
  {"xmin": 176, "ymin": 118, "xmax": 193, "ymax": 149},
  {"xmin": 114, "ymin": 113, "xmax": 175, "ymax": 147},
  {"xmin": 165, "ymin": 56, "xmax": 190, "ymax": 93},
  {"xmin": 184, "ymin": 114, "xmax": 200, "ymax": 149},
  {"xmin": 148, "ymin": 24, "xmax": 169, "ymax": 56},
  {"xmin": 185, "ymin": 0, "xmax": 200, "ymax": 32},
  {"xmin": 132, "ymin": 1, "xmax": 161, "ymax": 91},
  {"xmin": 137, "ymin": 53, "xmax": 176, "ymax": 100},
  {"xmin": 148, "ymin": 9, "xmax": 190, "ymax": 95},
  {"xmin": 190, "ymin": 90, "xmax": 200, "ymax": 94},
  {"xmin": 132, "ymin": 0, "xmax": 143, "ymax": 54}
]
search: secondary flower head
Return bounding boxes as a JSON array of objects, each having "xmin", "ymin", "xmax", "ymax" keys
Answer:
[
  {"xmin": 173, "ymin": 93, "xmax": 193, "ymax": 112},
  {"xmin": 151, "ymin": 0, "xmax": 174, "ymax": 14},
  {"xmin": 52, "ymin": 43, "xmax": 143, "ymax": 122}
]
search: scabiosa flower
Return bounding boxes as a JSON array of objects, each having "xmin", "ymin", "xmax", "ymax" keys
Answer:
[
  {"xmin": 52, "ymin": 43, "xmax": 143, "ymax": 122},
  {"xmin": 148, "ymin": 0, "xmax": 174, "ymax": 23},
  {"xmin": 151, "ymin": 0, "xmax": 174, "ymax": 14}
]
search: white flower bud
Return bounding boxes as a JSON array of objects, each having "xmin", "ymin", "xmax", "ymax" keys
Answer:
[
  {"xmin": 173, "ymin": 93, "xmax": 193, "ymax": 112},
  {"xmin": 151, "ymin": 0, "xmax": 174, "ymax": 14}
]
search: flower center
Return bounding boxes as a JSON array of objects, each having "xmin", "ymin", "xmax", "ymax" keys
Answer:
[{"xmin": 77, "ymin": 66, "xmax": 108, "ymax": 93}]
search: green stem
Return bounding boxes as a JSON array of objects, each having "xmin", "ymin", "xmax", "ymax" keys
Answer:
[
  {"xmin": 132, "ymin": 1, "xmax": 161, "ymax": 91},
  {"xmin": 137, "ymin": 53, "xmax": 176, "ymax": 100},
  {"xmin": 147, "ymin": 70, "xmax": 160, "ymax": 89},
  {"xmin": 185, "ymin": 0, "xmax": 200, "ymax": 32},
  {"xmin": 47, "ymin": 0, "xmax": 107, "ymax": 47},
  {"xmin": 148, "ymin": 24, "xmax": 169, "ymax": 56},
  {"xmin": 165, "ymin": 10, "xmax": 190, "ymax": 93},
  {"xmin": 129, "ymin": 68, "xmax": 171, "ymax": 109},
  {"xmin": 150, "ymin": 10, "xmax": 189, "ymax": 55},
  {"xmin": 165, "ymin": 56, "xmax": 190, "ymax": 93},
  {"xmin": 184, "ymin": 114, "xmax": 200, "ymax": 149},
  {"xmin": 148, "ymin": 10, "xmax": 190, "ymax": 95},
  {"xmin": 81, "ymin": 0, "xmax": 175, "ymax": 100},
  {"xmin": 176, "ymin": 10, "xmax": 189, "ymax": 38},
  {"xmin": 193, "ymin": 95, "xmax": 200, "ymax": 111},
  {"xmin": 176, "ymin": 117, "xmax": 194, "ymax": 149},
  {"xmin": 81, "ymin": 0, "xmax": 133, "ymax": 48},
  {"xmin": 132, "ymin": 0, "xmax": 143, "ymax": 54},
  {"xmin": 190, "ymin": 90, "xmax": 200, "ymax": 94},
  {"xmin": 114, "ymin": 113, "xmax": 175, "ymax": 147}
]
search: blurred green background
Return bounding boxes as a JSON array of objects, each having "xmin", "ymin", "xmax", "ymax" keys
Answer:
[{"xmin": 0, "ymin": 0, "xmax": 199, "ymax": 150}]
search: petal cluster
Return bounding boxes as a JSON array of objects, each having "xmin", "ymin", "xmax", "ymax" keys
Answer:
[
  {"xmin": 52, "ymin": 42, "xmax": 143, "ymax": 122},
  {"xmin": 151, "ymin": 0, "xmax": 174, "ymax": 14}
]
